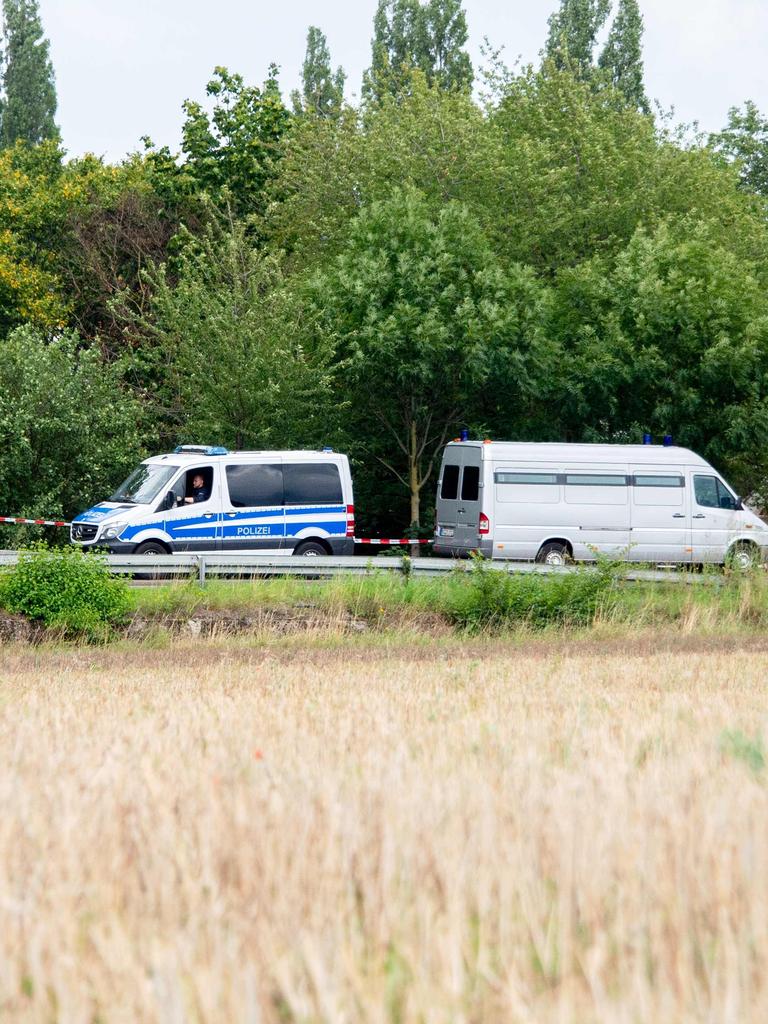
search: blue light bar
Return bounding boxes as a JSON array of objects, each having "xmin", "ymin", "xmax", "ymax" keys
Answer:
[{"xmin": 174, "ymin": 445, "xmax": 230, "ymax": 456}]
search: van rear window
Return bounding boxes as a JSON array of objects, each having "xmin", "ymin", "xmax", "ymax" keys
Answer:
[
  {"xmin": 441, "ymin": 464, "xmax": 460, "ymax": 499},
  {"xmin": 461, "ymin": 466, "xmax": 480, "ymax": 501},
  {"xmin": 226, "ymin": 464, "xmax": 283, "ymax": 508},
  {"xmin": 283, "ymin": 463, "xmax": 343, "ymax": 505}
]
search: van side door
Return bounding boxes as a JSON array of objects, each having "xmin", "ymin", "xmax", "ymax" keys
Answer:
[
  {"xmin": 162, "ymin": 464, "xmax": 221, "ymax": 551},
  {"xmin": 221, "ymin": 462, "xmax": 286, "ymax": 552},
  {"xmin": 690, "ymin": 472, "xmax": 740, "ymax": 563},
  {"xmin": 629, "ymin": 467, "xmax": 690, "ymax": 563}
]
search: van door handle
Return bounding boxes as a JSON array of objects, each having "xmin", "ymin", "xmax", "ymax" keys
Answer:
[
  {"xmin": 457, "ymin": 508, "xmax": 466, "ymax": 514},
  {"xmin": 203, "ymin": 513, "xmax": 215, "ymax": 520},
  {"xmin": 693, "ymin": 514, "xmax": 706, "ymax": 519},
  {"xmin": 225, "ymin": 512, "xmax": 237, "ymax": 518},
  {"xmin": 672, "ymin": 513, "xmax": 685, "ymax": 519}
]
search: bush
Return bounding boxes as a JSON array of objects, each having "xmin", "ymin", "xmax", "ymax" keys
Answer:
[
  {"xmin": 449, "ymin": 557, "xmax": 619, "ymax": 631},
  {"xmin": 0, "ymin": 544, "xmax": 130, "ymax": 636}
]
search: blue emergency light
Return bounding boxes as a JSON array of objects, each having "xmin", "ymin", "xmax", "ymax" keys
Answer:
[
  {"xmin": 460, "ymin": 428, "xmax": 470, "ymax": 442},
  {"xmin": 174, "ymin": 445, "xmax": 230, "ymax": 456},
  {"xmin": 642, "ymin": 434, "xmax": 652, "ymax": 445},
  {"xmin": 663, "ymin": 434, "xmax": 674, "ymax": 447}
]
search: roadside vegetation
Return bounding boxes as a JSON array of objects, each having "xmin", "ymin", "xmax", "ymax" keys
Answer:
[{"xmin": 4, "ymin": 544, "xmax": 768, "ymax": 644}]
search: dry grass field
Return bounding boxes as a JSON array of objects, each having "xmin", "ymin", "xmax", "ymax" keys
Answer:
[{"xmin": 2, "ymin": 637, "xmax": 768, "ymax": 1022}]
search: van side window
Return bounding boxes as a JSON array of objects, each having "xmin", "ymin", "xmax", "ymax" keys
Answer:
[
  {"xmin": 441, "ymin": 464, "xmax": 460, "ymax": 500},
  {"xmin": 632, "ymin": 474, "xmax": 684, "ymax": 508},
  {"xmin": 565, "ymin": 474, "xmax": 628, "ymax": 486},
  {"xmin": 495, "ymin": 472, "xmax": 559, "ymax": 485},
  {"xmin": 283, "ymin": 463, "xmax": 343, "ymax": 505},
  {"xmin": 565, "ymin": 473, "xmax": 628, "ymax": 506},
  {"xmin": 226, "ymin": 464, "xmax": 283, "ymax": 508},
  {"xmin": 634, "ymin": 475, "xmax": 684, "ymax": 488},
  {"xmin": 694, "ymin": 475, "xmax": 737, "ymax": 511},
  {"xmin": 461, "ymin": 466, "xmax": 480, "ymax": 501}
]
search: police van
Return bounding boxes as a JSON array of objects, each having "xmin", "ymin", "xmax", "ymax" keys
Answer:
[
  {"xmin": 71, "ymin": 446, "xmax": 355, "ymax": 556},
  {"xmin": 433, "ymin": 440, "xmax": 768, "ymax": 568}
]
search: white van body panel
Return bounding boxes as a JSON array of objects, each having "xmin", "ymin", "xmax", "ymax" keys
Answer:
[{"xmin": 433, "ymin": 442, "xmax": 768, "ymax": 564}]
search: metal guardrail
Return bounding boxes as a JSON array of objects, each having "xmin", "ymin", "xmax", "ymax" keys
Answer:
[{"xmin": 0, "ymin": 550, "xmax": 712, "ymax": 585}]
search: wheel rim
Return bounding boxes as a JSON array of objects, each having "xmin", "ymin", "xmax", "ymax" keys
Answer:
[
  {"xmin": 733, "ymin": 548, "xmax": 754, "ymax": 571},
  {"xmin": 545, "ymin": 550, "xmax": 566, "ymax": 567},
  {"xmin": 301, "ymin": 548, "xmax": 321, "ymax": 558}
]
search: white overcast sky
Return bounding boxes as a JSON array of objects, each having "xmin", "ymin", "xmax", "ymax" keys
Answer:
[{"xmin": 39, "ymin": 0, "xmax": 768, "ymax": 162}]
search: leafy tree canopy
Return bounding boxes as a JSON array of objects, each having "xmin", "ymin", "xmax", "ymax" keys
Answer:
[
  {"xmin": 0, "ymin": 327, "xmax": 145, "ymax": 533},
  {"xmin": 0, "ymin": 0, "xmax": 57, "ymax": 146},
  {"xmin": 291, "ymin": 26, "xmax": 345, "ymax": 119},
  {"xmin": 363, "ymin": 0, "xmax": 473, "ymax": 104}
]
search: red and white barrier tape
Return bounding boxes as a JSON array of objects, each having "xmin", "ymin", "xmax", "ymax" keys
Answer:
[
  {"xmin": 356, "ymin": 538, "xmax": 433, "ymax": 545},
  {"xmin": 0, "ymin": 517, "xmax": 433, "ymax": 545},
  {"xmin": 0, "ymin": 516, "xmax": 71, "ymax": 528}
]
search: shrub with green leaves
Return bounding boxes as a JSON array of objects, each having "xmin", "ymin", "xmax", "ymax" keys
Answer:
[
  {"xmin": 450, "ymin": 557, "xmax": 619, "ymax": 631},
  {"xmin": 0, "ymin": 544, "xmax": 130, "ymax": 634}
]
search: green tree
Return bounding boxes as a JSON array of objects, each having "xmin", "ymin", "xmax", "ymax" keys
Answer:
[
  {"xmin": 546, "ymin": 220, "xmax": 768, "ymax": 494},
  {"xmin": 598, "ymin": 0, "xmax": 649, "ymax": 112},
  {"xmin": 142, "ymin": 219, "xmax": 339, "ymax": 451},
  {"xmin": 545, "ymin": 0, "xmax": 611, "ymax": 78},
  {"xmin": 269, "ymin": 72, "xmax": 502, "ymax": 269},
  {"xmin": 363, "ymin": 0, "xmax": 472, "ymax": 104},
  {"xmin": 180, "ymin": 65, "xmax": 291, "ymax": 220},
  {"xmin": 0, "ymin": 327, "xmax": 144, "ymax": 534},
  {"xmin": 0, "ymin": 0, "xmax": 57, "ymax": 146},
  {"xmin": 291, "ymin": 26, "xmax": 345, "ymax": 118},
  {"xmin": 313, "ymin": 188, "xmax": 546, "ymax": 528},
  {"xmin": 709, "ymin": 101, "xmax": 768, "ymax": 197}
]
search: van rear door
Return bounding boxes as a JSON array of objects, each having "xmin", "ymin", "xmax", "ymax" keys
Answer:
[
  {"xmin": 455, "ymin": 449, "xmax": 483, "ymax": 548},
  {"xmin": 435, "ymin": 446, "xmax": 483, "ymax": 550}
]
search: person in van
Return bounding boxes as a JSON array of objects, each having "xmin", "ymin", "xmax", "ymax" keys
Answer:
[{"xmin": 184, "ymin": 472, "xmax": 210, "ymax": 505}]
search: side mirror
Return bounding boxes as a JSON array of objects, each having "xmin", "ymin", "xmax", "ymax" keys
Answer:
[
  {"xmin": 163, "ymin": 490, "xmax": 176, "ymax": 511},
  {"xmin": 736, "ymin": 496, "xmax": 744, "ymax": 511}
]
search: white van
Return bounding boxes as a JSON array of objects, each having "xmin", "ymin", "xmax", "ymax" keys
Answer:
[
  {"xmin": 433, "ymin": 441, "xmax": 768, "ymax": 568},
  {"xmin": 71, "ymin": 446, "xmax": 355, "ymax": 556}
]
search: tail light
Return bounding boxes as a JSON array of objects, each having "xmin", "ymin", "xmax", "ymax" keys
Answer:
[
  {"xmin": 346, "ymin": 504, "xmax": 355, "ymax": 538},
  {"xmin": 479, "ymin": 513, "xmax": 490, "ymax": 535}
]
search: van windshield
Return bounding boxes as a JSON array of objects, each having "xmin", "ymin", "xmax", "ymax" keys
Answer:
[{"xmin": 111, "ymin": 464, "xmax": 179, "ymax": 505}]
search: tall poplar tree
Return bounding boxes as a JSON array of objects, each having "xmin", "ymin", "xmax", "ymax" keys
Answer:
[
  {"xmin": 0, "ymin": 0, "xmax": 57, "ymax": 146},
  {"xmin": 545, "ymin": 0, "xmax": 611, "ymax": 77},
  {"xmin": 291, "ymin": 26, "xmax": 345, "ymax": 118},
  {"xmin": 363, "ymin": 0, "xmax": 472, "ymax": 104},
  {"xmin": 598, "ymin": 0, "xmax": 649, "ymax": 112}
]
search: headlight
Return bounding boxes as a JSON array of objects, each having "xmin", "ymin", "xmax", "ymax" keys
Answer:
[{"xmin": 101, "ymin": 522, "xmax": 126, "ymax": 540}]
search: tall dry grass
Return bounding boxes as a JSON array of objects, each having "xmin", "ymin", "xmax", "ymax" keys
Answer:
[{"xmin": 2, "ymin": 642, "xmax": 768, "ymax": 1022}]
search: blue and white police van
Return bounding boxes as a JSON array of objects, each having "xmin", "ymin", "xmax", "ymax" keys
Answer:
[{"xmin": 71, "ymin": 446, "xmax": 355, "ymax": 556}]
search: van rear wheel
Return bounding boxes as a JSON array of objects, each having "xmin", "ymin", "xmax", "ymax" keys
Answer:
[
  {"xmin": 293, "ymin": 541, "xmax": 328, "ymax": 557},
  {"xmin": 536, "ymin": 542, "xmax": 571, "ymax": 567}
]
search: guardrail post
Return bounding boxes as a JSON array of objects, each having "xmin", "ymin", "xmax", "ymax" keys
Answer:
[{"xmin": 198, "ymin": 555, "xmax": 206, "ymax": 586}]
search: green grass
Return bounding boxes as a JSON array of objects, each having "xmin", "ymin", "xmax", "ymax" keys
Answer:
[{"xmin": 128, "ymin": 566, "xmax": 768, "ymax": 635}]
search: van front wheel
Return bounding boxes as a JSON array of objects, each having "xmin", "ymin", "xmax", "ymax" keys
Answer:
[
  {"xmin": 134, "ymin": 541, "xmax": 169, "ymax": 555},
  {"xmin": 536, "ymin": 542, "xmax": 571, "ymax": 567}
]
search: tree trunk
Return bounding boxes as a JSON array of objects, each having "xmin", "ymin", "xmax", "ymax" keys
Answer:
[{"xmin": 409, "ymin": 419, "xmax": 420, "ymax": 529}]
